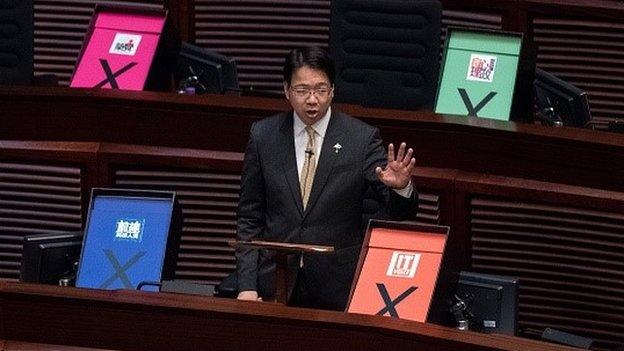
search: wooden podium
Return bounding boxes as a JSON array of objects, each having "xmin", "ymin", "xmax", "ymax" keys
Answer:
[{"xmin": 228, "ymin": 240, "xmax": 335, "ymax": 303}]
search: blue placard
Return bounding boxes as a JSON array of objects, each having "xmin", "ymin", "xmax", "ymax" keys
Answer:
[{"xmin": 76, "ymin": 195, "xmax": 173, "ymax": 291}]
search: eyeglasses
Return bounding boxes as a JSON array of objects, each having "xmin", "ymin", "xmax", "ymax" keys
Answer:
[{"xmin": 290, "ymin": 85, "xmax": 333, "ymax": 99}]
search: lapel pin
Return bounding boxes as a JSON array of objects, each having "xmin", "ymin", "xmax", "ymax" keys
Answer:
[{"xmin": 333, "ymin": 143, "xmax": 342, "ymax": 154}]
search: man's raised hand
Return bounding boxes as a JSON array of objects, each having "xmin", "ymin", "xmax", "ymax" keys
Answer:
[{"xmin": 375, "ymin": 142, "xmax": 415, "ymax": 189}]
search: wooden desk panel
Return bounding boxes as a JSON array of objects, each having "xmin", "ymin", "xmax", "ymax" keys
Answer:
[
  {"xmin": 1, "ymin": 86, "xmax": 623, "ymax": 192},
  {"xmin": 0, "ymin": 282, "xmax": 579, "ymax": 351},
  {"xmin": 1, "ymin": 340, "xmax": 115, "ymax": 351}
]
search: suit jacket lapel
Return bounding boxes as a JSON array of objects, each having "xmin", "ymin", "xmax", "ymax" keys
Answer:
[
  {"xmin": 279, "ymin": 112, "xmax": 304, "ymax": 217},
  {"xmin": 303, "ymin": 111, "xmax": 344, "ymax": 218}
]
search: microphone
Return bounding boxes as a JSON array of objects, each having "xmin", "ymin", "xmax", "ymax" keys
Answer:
[{"xmin": 305, "ymin": 148, "xmax": 314, "ymax": 156}]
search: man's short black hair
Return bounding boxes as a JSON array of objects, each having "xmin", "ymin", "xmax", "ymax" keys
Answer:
[{"xmin": 283, "ymin": 46, "xmax": 335, "ymax": 86}]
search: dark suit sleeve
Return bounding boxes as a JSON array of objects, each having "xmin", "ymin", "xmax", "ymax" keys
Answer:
[
  {"xmin": 363, "ymin": 127, "xmax": 418, "ymax": 220},
  {"xmin": 236, "ymin": 122, "xmax": 266, "ymax": 292}
]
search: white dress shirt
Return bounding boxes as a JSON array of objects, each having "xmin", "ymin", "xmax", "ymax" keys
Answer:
[
  {"xmin": 293, "ymin": 107, "xmax": 331, "ymax": 178},
  {"xmin": 293, "ymin": 107, "xmax": 412, "ymax": 197}
]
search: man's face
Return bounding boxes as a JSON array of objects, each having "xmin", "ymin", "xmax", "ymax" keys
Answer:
[{"xmin": 284, "ymin": 66, "xmax": 334, "ymax": 125}]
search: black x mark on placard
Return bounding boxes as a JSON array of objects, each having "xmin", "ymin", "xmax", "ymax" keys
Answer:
[
  {"xmin": 94, "ymin": 59, "xmax": 138, "ymax": 89},
  {"xmin": 99, "ymin": 249, "xmax": 146, "ymax": 289},
  {"xmin": 458, "ymin": 88, "xmax": 498, "ymax": 117},
  {"xmin": 375, "ymin": 283, "xmax": 418, "ymax": 318}
]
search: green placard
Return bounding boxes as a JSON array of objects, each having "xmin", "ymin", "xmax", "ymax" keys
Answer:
[{"xmin": 435, "ymin": 29, "xmax": 523, "ymax": 121}]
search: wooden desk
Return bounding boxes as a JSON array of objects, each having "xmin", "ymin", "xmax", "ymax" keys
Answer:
[
  {"xmin": 0, "ymin": 282, "xmax": 579, "ymax": 351},
  {"xmin": 1, "ymin": 86, "xmax": 623, "ymax": 192},
  {"xmin": 0, "ymin": 339, "xmax": 115, "ymax": 351}
]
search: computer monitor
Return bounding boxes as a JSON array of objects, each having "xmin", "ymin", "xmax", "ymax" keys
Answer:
[
  {"xmin": 20, "ymin": 231, "xmax": 83, "ymax": 285},
  {"xmin": 534, "ymin": 68, "xmax": 592, "ymax": 128},
  {"xmin": 455, "ymin": 271, "xmax": 519, "ymax": 336},
  {"xmin": 175, "ymin": 42, "xmax": 239, "ymax": 94}
]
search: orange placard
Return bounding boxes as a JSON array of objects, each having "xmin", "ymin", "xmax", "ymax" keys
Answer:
[
  {"xmin": 369, "ymin": 228, "xmax": 446, "ymax": 253},
  {"xmin": 347, "ymin": 226, "xmax": 447, "ymax": 322}
]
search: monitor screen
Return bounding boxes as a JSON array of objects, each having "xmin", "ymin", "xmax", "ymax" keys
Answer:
[
  {"xmin": 76, "ymin": 195, "xmax": 175, "ymax": 291},
  {"xmin": 534, "ymin": 68, "xmax": 592, "ymax": 128},
  {"xmin": 20, "ymin": 231, "xmax": 83, "ymax": 285},
  {"xmin": 456, "ymin": 271, "xmax": 519, "ymax": 336},
  {"xmin": 175, "ymin": 42, "xmax": 239, "ymax": 94}
]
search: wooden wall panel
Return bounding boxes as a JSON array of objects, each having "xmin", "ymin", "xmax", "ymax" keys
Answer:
[
  {"xmin": 469, "ymin": 195, "xmax": 624, "ymax": 349},
  {"xmin": 194, "ymin": 0, "xmax": 331, "ymax": 95},
  {"xmin": 442, "ymin": 9, "xmax": 503, "ymax": 32},
  {"xmin": 0, "ymin": 161, "xmax": 82, "ymax": 281},
  {"xmin": 415, "ymin": 189, "xmax": 441, "ymax": 225},
  {"xmin": 533, "ymin": 15, "xmax": 624, "ymax": 130},
  {"xmin": 33, "ymin": 0, "xmax": 164, "ymax": 85}
]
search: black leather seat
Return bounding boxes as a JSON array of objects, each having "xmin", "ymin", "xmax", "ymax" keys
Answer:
[
  {"xmin": 329, "ymin": 0, "xmax": 442, "ymax": 110},
  {"xmin": 0, "ymin": 0, "xmax": 33, "ymax": 85}
]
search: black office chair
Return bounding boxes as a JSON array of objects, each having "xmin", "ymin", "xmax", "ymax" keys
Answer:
[
  {"xmin": 329, "ymin": 0, "xmax": 442, "ymax": 110},
  {"xmin": 0, "ymin": 0, "xmax": 34, "ymax": 85}
]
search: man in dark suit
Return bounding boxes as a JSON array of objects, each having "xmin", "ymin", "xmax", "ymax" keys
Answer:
[{"xmin": 236, "ymin": 46, "xmax": 417, "ymax": 311}]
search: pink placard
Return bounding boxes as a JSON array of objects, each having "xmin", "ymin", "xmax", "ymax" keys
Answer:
[
  {"xmin": 71, "ymin": 9, "xmax": 167, "ymax": 90},
  {"xmin": 95, "ymin": 11, "xmax": 165, "ymax": 33},
  {"xmin": 70, "ymin": 28, "xmax": 160, "ymax": 90}
]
